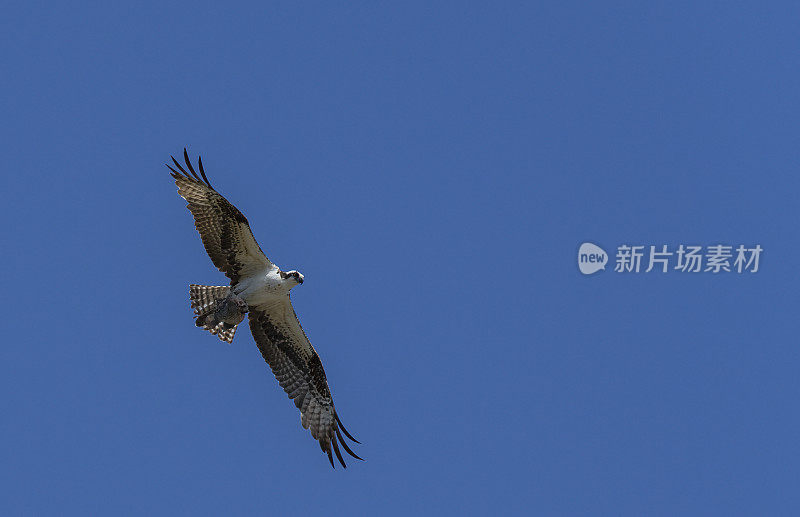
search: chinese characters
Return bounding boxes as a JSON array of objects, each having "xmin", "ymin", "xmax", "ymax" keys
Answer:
[{"xmin": 613, "ymin": 244, "xmax": 762, "ymax": 273}]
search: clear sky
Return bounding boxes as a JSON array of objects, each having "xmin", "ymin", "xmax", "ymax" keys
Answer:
[{"xmin": 2, "ymin": 2, "xmax": 799, "ymax": 515}]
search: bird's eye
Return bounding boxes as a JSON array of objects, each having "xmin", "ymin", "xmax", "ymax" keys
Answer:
[{"xmin": 293, "ymin": 272, "xmax": 299, "ymax": 278}]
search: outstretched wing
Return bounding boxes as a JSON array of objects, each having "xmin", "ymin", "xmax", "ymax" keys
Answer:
[
  {"xmin": 168, "ymin": 149, "xmax": 274, "ymax": 284},
  {"xmin": 249, "ymin": 297, "xmax": 362, "ymax": 468}
]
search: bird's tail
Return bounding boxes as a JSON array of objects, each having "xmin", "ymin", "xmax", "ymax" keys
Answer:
[{"xmin": 189, "ymin": 284, "xmax": 242, "ymax": 343}]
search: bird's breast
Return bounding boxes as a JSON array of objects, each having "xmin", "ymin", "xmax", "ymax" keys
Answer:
[{"xmin": 235, "ymin": 269, "xmax": 289, "ymax": 306}]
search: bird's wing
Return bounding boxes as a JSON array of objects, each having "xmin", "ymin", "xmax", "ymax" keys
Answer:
[
  {"xmin": 169, "ymin": 149, "xmax": 274, "ymax": 285},
  {"xmin": 248, "ymin": 297, "xmax": 362, "ymax": 468}
]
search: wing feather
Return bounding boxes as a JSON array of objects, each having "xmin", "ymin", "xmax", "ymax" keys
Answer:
[
  {"xmin": 168, "ymin": 149, "xmax": 273, "ymax": 284},
  {"xmin": 248, "ymin": 298, "xmax": 362, "ymax": 468}
]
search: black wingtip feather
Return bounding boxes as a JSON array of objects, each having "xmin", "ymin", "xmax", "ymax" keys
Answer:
[
  {"xmin": 336, "ymin": 427, "xmax": 364, "ymax": 461},
  {"xmin": 169, "ymin": 150, "xmax": 213, "ymax": 189},
  {"xmin": 331, "ymin": 435, "xmax": 347, "ymax": 468},
  {"xmin": 335, "ymin": 414, "xmax": 361, "ymax": 444},
  {"xmin": 171, "ymin": 155, "xmax": 188, "ymax": 177},
  {"xmin": 197, "ymin": 155, "xmax": 212, "ymax": 188},
  {"xmin": 166, "ymin": 164, "xmax": 181, "ymax": 178},
  {"xmin": 326, "ymin": 447, "xmax": 335, "ymax": 469},
  {"xmin": 183, "ymin": 148, "xmax": 202, "ymax": 181}
]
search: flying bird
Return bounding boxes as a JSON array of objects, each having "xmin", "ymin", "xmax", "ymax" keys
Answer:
[{"xmin": 168, "ymin": 149, "xmax": 362, "ymax": 468}]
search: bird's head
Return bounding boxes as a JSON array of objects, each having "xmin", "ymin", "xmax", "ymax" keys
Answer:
[{"xmin": 280, "ymin": 269, "xmax": 304, "ymax": 287}]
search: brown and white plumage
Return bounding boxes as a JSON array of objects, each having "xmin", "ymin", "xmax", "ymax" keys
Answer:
[
  {"xmin": 189, "ymin": 284, "xmax": 243, "ymax": 343},
  {"xmin": 169, "ymin": 149, "xmax": 362, "ymax": 468},
  {"xmin": 249, "ymin": 301, "xmax": 362, "ymax": 467},
  {"xmin": 168, "ymin": 151, "xmax": 273, "ymax": 285}
]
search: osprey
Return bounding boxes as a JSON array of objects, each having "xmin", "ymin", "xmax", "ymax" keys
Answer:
[{"xmin": 168, "ymin": 149, "xmax": 362, "ymax": 468}]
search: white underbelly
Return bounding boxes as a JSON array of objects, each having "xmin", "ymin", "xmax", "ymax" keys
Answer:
[{"xmin": 234, "ymin": 270, "xmax": 287, "ymax": 306}]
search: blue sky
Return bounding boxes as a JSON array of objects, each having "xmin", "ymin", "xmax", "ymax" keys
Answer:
[{"xmin": 2, "ymin": 2, "xmax": 799, "ymax": 515}]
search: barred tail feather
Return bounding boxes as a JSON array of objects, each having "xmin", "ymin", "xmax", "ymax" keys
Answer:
[
  {"xmin": 190, "ymin": 284, "xmax": 230, "ymax": 313},
  {"xmin": 189, "ymin": 284, "xmax": 240, "ymax": 343}
]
